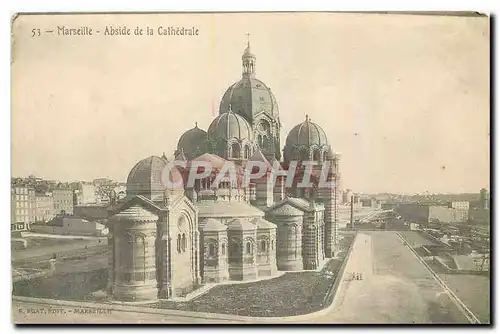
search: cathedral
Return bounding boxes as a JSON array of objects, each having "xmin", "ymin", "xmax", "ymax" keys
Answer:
[{"xmin": 105, "ymin": 40, "xmax": 341, "ymax": 302}]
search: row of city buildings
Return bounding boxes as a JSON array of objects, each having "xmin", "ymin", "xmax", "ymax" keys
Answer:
[
  {"xmin": 11, "ymin": 176, "xmax": 126, "ymax": 232},
  {"xmin": 388, "ymin": 188, "xmax": 490, "ymax": 225}
]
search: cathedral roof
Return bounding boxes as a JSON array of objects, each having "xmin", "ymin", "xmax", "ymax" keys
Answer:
[
  {"xmin": 228, "ymin": 218, "xmax": 257, "ymax": 231},
  {"xmin": 246, "ymin": 149, "xmax": 272, "ymax": 170},
  {"xmin": 200, "ymin": 218, "xmax": 228, "ymax": 232},
  {"xmin": 191, "ymin": 153, "xmax": 228, "ymax": 170},
  {"xmin": 253, "ymin": 217, "xmax": 277, "ymax": 229},
  {"xmin": 207, "ymin": 108, "xmax": 253, "ymax": 142},
  {"xmin": 286, "ymin": 115, "xmax": 329, "ymax": 148},
  {"xmin": 175, "ymin": 148, "xmax": 188, "ymax": 161},
  {"xmin": 266, "ymin": 197, "xmax": 324, "ymax": 217},
  {"xmin": 266, "ymin": 203, "xmax": 304, "ymax": 217},
  {"xmin": 197, "ymin": 200, "xmax": 264, "ymax": 218},
  {"xmin": 110, "ymin": 204, "xmax": 159, "ymax": 222},
  {"xmin": 177, "ymin": 123, "xmax": 207, "ymax": 159}
]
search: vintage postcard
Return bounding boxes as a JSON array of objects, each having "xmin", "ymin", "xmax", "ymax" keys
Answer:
[{"xmin": 11, "ymin": 12, "xmax": 490, "ymax": 324}]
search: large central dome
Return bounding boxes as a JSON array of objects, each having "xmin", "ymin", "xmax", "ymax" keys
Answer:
[
  {"xmin": 219, "ymin": 42, "xmax": 279, "ymax": 124},
  {"xmin": 219, "ymin": 77, "xmax": 279, "ymax": 123}
]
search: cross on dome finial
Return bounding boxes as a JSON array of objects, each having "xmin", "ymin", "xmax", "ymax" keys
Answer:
[
  {"xmin": 306, "ymin": 114, "xmax": 309, "ymax": 122},
  {"xmin": 228, "ymin": 104, "xmax": 233, "ymax": 112},
  {"xmin": 246, "ymin": 32, "xmax": 251, "ymax": 47},
  {"xmin": 195, "ymin": 122, "xmax": 198, "ymax": 128}
]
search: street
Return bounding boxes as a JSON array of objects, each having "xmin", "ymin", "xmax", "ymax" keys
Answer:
[{"xmin": 310, "ymin": 231, "xmax": 470, "ymax": 323}]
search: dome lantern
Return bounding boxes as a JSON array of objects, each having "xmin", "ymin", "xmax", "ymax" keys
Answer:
[
  {"xmin": 218, "ymin": 35, "xmax": 281, "ymax": 160},
  {"xmin": 242, "ymin": 33, "xmax": 256, "ymax": 77}
]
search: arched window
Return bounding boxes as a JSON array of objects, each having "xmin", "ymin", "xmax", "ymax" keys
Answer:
[
  {"xmin": 246, "ymin": 241, "xmax": 252, "ymax": 254},
  {"xmin": 221, "ymin": 243, "xmax": 226, "ymax": 255},
  {"xmin": 301, "ymin": 150, "xmax": 309, "ymax": 161},
  {"xmin": 181, "ymin": 233, "xmax": 187, "ymax": 252},
  {"xmin": 208, "ymin": 243, "xmax": 215, "ymax": 257},
  {"xmin": 260, "ymin": 240, "xmax": 267, "ymax": 252},
  {"xmin": 216, "ymin": 141, "xmax": 226, "ymax": 157},
  {"xmin": 258, "ymin": 135, "xmax": 263, "ymax": 148},
  {"xmin": 244, "ymin": 146, "xmax": 251, "ymax": 159},
  {"xmin": 135, "ymin": 236, "xmax": 146, "ymax": 282},
  {"xmin": 231, "ymin": 143, "xmax": 240, "ymax": 159},
  {"xmin": 177, "ymin": 234, "xmax": 181, "ymax": 253},
  {"xmin": 232, "ymin": 242, "xmax": 240, "ymax": 255},
  {"xmin": 313, "ymin": 150, "xmax": 321, "ymax": 162},
  {"xmin": 271, "ymin": 239, "xmax": 274, "ymax": 250},
  {"xmin": 262, "ymin": 136, "xmax": 270, "ymax": 151}
]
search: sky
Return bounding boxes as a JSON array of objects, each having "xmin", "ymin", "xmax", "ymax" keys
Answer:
[{"xmin": 11, "ymin": 13, "xmax": 490, "ymax": 194}]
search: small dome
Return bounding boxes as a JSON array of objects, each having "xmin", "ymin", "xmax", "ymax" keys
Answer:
[
  {"xmin": 286, "ymin": 115, "xmax": 328, "ymax": 147},
  {"xmin": 207, "ymin": 109, "xmax": 253, "ymax": 142},
  {"xmin": 242, "ymin": 43, "xmax": 255, "ymax": 59},
  {"xmin": 201, "ymin": 218, "xmax": 228, "ymax": 232},
  {"xmin": 228, "ymin": 218, "xmax": 257, "ymax": 231},
  {"xmin": 127, "ymin": 156, "xmax": 183, "ymax": 200},
  {"xmin": 177, "ymin": 123, "xmax": 207, "ymax": 160},
  {"xmin": 127, "ymin": 156, "xmax": 166, "ymax": 200}
]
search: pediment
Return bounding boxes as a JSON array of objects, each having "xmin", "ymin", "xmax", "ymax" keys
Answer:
[
  {"xmin": 108, "ymin": 195, "xmax": 164, "ymax": 221},
  {"xmin": 266, "ymin": 201, "xmax": 304, "ymax": 217}
]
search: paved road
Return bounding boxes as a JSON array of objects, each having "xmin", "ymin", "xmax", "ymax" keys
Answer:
[{"xmin": 309, "ymin": 231, "xmax": 470, "ymax": 324}]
